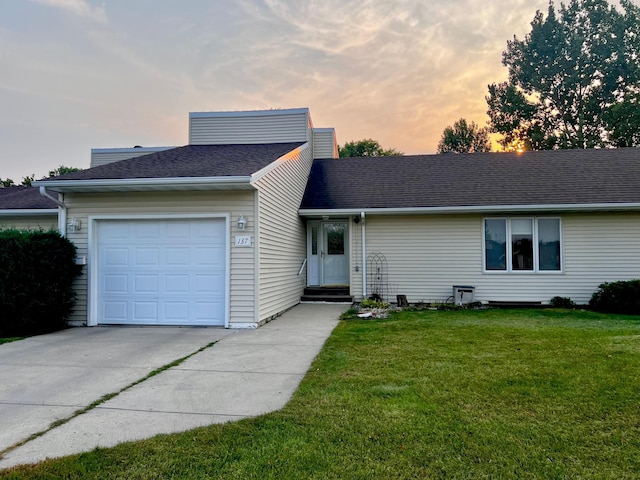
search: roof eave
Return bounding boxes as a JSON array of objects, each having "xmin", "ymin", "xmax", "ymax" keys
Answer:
[
  {"xmin": 33, "ymin": 176, "xmax": 255, "ymax": 193},
  {"xmin": 299, "ymin": 202, "xmax": 640, "ymax": 216}
]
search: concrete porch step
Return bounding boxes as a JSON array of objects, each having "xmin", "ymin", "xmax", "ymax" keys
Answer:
[{"xmin": 302, "ymin": 286, "xmax": 353, "ymax": 303}]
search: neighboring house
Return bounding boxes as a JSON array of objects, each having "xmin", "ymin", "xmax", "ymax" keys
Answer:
[
  {"xmin": 0, "ymin": 186, "xmax": 58, "ymax": 230},
  {"xmin": 23, "ymin": 106, "xmax": 640, "ymax": 328}
]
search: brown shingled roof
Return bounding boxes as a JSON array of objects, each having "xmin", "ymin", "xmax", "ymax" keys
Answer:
[
  {"xmin": 300, "ymin": 148, "xmax": 640, "ymax": 210},
  {"xmin": 0, "ymin": 186, "xmax": 57, "ymax": 210},
  {"xmin": 42, "ymin": 143, "xmax": 305, "ymax": 182}
]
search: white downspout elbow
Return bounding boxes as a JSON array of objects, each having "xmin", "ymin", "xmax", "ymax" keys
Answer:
[{"xmin": 39, "ymin": 186, "xmax": 67, "ymax": 236}]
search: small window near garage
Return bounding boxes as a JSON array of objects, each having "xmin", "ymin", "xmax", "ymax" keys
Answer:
[{"xmin": 484, "ymin": 218, "xmax": 562, "ymax": 273}]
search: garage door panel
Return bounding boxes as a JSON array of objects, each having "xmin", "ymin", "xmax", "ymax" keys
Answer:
[
  {"xmin": 165, "ymin": 274, "xmax": 189, "ymax": 293},
  {"xmin": 136, "ymin": 222, "xmax": 160, "ymax": 239},
  {"xmin": 134, "ymin": 275, "xmax": 159, "ymax": 293},
  {"xmin": 97, "ymin": 218, "xmax": 227, "ymax": 326},
  {"xmin": 104, "ymin": 247, "xmax": 128, "ymax": 266},
  {"xmin": 133, "ymin": 302, "xmax": 158, "ymax": 322},
  {"xmin": 103, "ymin": 302, "xmax": 127, "ymax": 322},
  {"xmin": 166, "ymin": 221, "xmax": 192, "ymax": 239},
  {"xmin": 104, "ymin": 275, "xmax": 128, "ymax": 293},
  {"xmin": 165, "ymin": 302, "xmax": 189, "ymax": 321},
  {"xmin": 166, "ymin": 247, "xmax": 190, "ymax": 265},
  {"xmin": 194, "ymin": 302, "xmax": 222, "ymax": 321},
  {"xmin": 135, "ymin": 248, "xmax": 160, "ymax": 266}
]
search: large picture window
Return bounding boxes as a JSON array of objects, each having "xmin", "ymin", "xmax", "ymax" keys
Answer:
[{"xmin": 484, "ymin": 218, "xmax": 561, "ymax": 273}]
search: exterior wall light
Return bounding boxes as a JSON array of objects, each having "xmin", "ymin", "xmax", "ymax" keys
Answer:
[
  {"xmin": 237, "ymin": 215, "xmax": 247, "ymax": 230},
  {"xmin": 67, "ymin": 217, "xmax": 81, "ymax": 233}
]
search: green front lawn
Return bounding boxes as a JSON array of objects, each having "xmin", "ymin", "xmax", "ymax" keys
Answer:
[{"xmin": 3, "ymin": 309, "xmax": 640, "ymax": 479}]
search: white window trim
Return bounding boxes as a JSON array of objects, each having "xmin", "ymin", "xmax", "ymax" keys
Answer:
[{"xmin": 482, "ymin": 217, "xmax": 563, "ymax": 274}]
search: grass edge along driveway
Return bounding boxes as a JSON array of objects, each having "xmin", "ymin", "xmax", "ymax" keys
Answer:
[{"xmin": 3, "ymin": 308, "xmax": 640, "ymax": 479}]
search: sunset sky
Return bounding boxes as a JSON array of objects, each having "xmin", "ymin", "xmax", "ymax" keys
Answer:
[{"xmin": 0, "ymin": 0, "xmax": 614, "ymax": 181}]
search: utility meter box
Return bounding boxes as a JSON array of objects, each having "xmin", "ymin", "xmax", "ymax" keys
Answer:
[{"xmin": 453, "ymin": 286, "xmax": 475, "ymax": 306}]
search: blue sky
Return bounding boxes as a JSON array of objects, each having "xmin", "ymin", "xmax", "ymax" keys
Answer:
[{"xmin": 1, "ymin": 0, "xmax": 582, "ymax": 180}]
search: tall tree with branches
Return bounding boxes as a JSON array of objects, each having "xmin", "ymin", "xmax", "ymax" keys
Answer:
[
  {"xmin": 437, "ymin": 118, "xmax": 491, "ymax": 154},
  {"xmin": 486, "ymin": 0, "xmax": 640, "ymax": 150}
]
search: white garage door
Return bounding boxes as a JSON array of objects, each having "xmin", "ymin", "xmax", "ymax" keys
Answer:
[{"xmin": 97, "ymin": 218, "xmax": 227, "ymax": 326}]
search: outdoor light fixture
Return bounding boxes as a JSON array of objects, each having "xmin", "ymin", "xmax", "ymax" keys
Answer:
[
  {"xmin": 67, "ymin": 217, "xmax": 80, "ymax": 233},
  {"xmin": 237, "ymin": 215, "xmax": 247, "ymax": 230}
]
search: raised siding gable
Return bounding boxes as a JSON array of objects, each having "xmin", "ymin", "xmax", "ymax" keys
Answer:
[
  {"xmin": 312, "ymin": 128, "xmax": 338, "ymax": 159},
  {"xmin": 189, "ymin": 108, "xmax": 311, "ymax": 145}
]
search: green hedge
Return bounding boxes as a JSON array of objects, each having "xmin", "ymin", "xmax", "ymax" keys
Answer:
[
  {"xmin": 0, "ymin": 229, "xmax": 83, "ymax": 336},
  {"xmin": 589, "ymin": 280, "xmax": 640, "ymax": 315}
]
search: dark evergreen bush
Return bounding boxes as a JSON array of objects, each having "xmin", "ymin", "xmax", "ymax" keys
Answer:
[
  {"xmin": 550, "ymin": 296, "xmax": 575, "ymax": 308},
  {"xmin": 589, "ymin": 280, "xmax": 640, "ymax": 315},
  {"xmin": 0, "ymin": 229, "xmax": 82, "ymax": 336}
]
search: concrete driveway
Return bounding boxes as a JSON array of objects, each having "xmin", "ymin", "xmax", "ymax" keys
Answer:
[{"xmin": 0, "ymin": 303, "xmax": 345, "ymax": 469}]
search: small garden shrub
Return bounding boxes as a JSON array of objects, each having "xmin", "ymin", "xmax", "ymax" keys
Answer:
[
  {"xmin": 340, "ymin": 307, "xmax": 360, "ymax": 320},
  {"xmin": 589, "ymin": 280, "xmax": 640, "ymax": 315},
  {"xmin": 361, "ymin": 298, "xmax": 390, "ymax": 309},
  {"xmin": 0, "ymin": 229, "xmax": 83, "ymax": 336},
  {"xmin": 550, "ymin": 296, "xmax": 575, "ymax": 308}
]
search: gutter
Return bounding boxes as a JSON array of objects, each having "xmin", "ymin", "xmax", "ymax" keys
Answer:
[
  {"xmin": 0, "ymin": 209, "xmax": 57, "ymax": 217},
  {"xmin": 33, "ymin": 176, "xmax": 254, "ymax": 193},
  {"xmin": 300, "ymin": 202, "xmax": 640, "ymax": 216},
  {"xmin": 39, "ymin": 186, "xmax": 67, "ymax": 236}
]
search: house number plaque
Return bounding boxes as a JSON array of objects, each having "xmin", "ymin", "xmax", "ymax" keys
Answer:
[{"xmin": 235, "ymin": 236, "xmax": 252, "ymax": 247}]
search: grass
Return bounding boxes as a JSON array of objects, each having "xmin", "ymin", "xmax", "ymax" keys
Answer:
[
  {"xmin": 3, "ymin": 308, "xmax": 640, "ymax": 479},
  {"xmin": 0, "ymin": 337, "xmax": 23, "ymax": 345}
]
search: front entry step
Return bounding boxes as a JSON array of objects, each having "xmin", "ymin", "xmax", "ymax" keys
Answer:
[{"xmin": 302, "ymin": 286, "xmax": 353, "ymax": 303}]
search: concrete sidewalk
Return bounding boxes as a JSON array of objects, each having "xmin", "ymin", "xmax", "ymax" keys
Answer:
[{"xmin": 0, "ymin": 303, "xmax": 344, "ymax": 469}]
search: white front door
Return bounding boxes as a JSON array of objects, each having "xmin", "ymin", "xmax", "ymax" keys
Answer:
[
  {"xmin": 322, "ymin": 222, "xmax": 348, "ymax": 285},
  {"xmin": 96, "ymin": 218, "xmax": 227, "ymax": 326},
  {"xmin": 307, "ymin": 221, "xmax": 349, "ymax": 286}
]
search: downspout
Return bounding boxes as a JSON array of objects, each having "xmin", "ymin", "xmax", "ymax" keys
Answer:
[
  {"xmin": 39, "ymin": 186, "xmax": 67, "ymax": 236},
  {"xmin": 361, "ymin": 211, "xmax": 366, "ymax": 299}
]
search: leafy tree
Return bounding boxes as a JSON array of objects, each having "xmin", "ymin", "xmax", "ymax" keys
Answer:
[
  {"xmin": 0, "ymin": 166, "xmax": 82, "ymax": 188},
  {"xmin": 437, "ymin": 118, "xmax": 491, "ymax": 153},
  {"xmin": 486, "ymin": 0, "xmax": 640, "ymax": 150},
  {"xmin": 48, "ymin": 165, "xmax": 81, "ymax": 177},
  {"xmin": 339, "ymin": 139, "xmax": 403, "ymax": 157},
  {"xmin": 21, "ymin": 174, "xmax": 36, "ymax": 187}
]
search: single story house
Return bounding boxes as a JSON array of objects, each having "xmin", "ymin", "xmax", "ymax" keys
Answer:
[{"xmin": 5, "ymin": 106, "xmax": 637, "ymax": 328}]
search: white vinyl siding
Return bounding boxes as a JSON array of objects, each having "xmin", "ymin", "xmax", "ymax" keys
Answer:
[
  {"xmin": 90, "ymin": 147, "xmax": 174, "ymax": 168},
  {"xmin": 360, "ymin": 213, "xmax": 640, "ymax": 306},
  {"xmin": 253, "ymin": 144, "xmax": 313, "ymax": 322},
  {"xmin": 189, "ymin": 109, "xmax": 311, "ymax": 145},
  {"xmin": 0, "ymin": 215, "xmax": 58, "ymax": 231},
  {"xmin": 63, "ymin": 190, "xmax": 255, "ymax": 326},
  {"xmin": 312, "ymin": 128, "xmax": 338, "ymax": 158}
]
